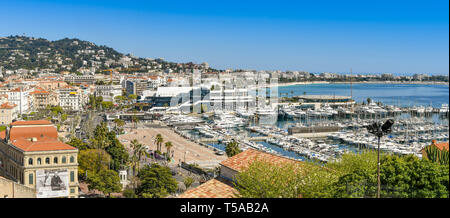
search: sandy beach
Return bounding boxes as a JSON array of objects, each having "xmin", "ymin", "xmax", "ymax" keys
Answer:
[{"xmin": 118, "ymin": 127, "xmax": 227, "ymax": 167}]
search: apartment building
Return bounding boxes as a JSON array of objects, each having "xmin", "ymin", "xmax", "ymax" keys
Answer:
[
  {"xmin": 0, "ymin": 102, "xmax": 19, "ymax": 125},
  {"xmin": 57, "ymin": 87, "xmax": 84, "ymax": 111},
  {"xmin": 95, "ymin": 85, "xmax": 122, "ymax": 102}
]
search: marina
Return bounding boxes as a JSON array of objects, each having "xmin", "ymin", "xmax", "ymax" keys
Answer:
[{"xmin": 154, "ymin": 83, "xmax": 448, "ymax": 163}]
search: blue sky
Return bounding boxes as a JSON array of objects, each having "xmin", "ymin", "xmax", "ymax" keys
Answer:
[{"xmin": 0, "ymin": 0, "xmax": 448, "ymax": 74}]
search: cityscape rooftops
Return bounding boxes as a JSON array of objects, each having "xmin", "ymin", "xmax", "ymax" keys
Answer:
[{"xmin": 177, "ymin": 177, "xmax": 237, "ymax": 198}]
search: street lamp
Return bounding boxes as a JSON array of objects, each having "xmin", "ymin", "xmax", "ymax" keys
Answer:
[{"xmin": 366, "ymin": 119, "xmax": 394, "ymax": 198}]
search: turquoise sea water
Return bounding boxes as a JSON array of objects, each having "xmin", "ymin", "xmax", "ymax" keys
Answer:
[{"xmin": 276, "ymin": 83, "xmax": 449, "ymax": 108}]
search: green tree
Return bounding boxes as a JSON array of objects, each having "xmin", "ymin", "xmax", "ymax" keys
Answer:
[
  {"xmin": 225, "ymin": 140, "xmax": 242, "ymax": 157},
  {"xmin": 101, "ymin": 101, "xmax": 114, "ymax": 110},
  {"xmin": 105, "ymin": 136, "xmax": 129, "ymax": 171},
  {"xmin": 183, "ymin": 177, "xmax": 194, "ymax": 190},
  {"xmin": 87, "ymin": 169, "xmax": 122, "ymax": 197},
  {"xmin": 67, "ymin": 137, "xmax": 89, "ymax": 150},
  {"xmin": 164, "ymin": 141, "xmax": 173, "ymax": 160},
  {"xmin": 424, "ymin": 146, "xmax": 449, "ymax": 165},
  {"xmin": 330, "ymin": 153, "xmax": 449, "ymax": 198},
  {"xmin": 234, "ymin": 160, "xmax": 303, "ymax": 198},
  {"xmin": 154, "ymin": 134, "xmax": 163, "ymax": 153},
  {"xmin": 380, "ymin": 155, "xmax": 448, "ymax": 198},
  {"xmin": 122, "ymin": 188, "xmax": 137, "ymax": 198},
  {"xmin": 113, "ymin": 118, "xmax": 125, "ymax": 134},
  {"xmin": 78, "ymin": 149, "xmax": 111, "ymax": 178},
  {"xmin": 136, "ymin": 164, "xmax": 178, "ymax": 198},
  {"xmin": 61, "ymin": 113, "xmax": 68, "ymax": 122},
  {"xmin": 130, "ymin": 139, "xmax": 149, "ymax": 175}
]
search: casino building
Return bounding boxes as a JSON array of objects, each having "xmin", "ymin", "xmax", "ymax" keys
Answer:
[{"xmin": 0, "ymin": 120, "xmax": 79, "ymax": 198}]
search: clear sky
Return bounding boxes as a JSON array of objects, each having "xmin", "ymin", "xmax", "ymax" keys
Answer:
[{"xmin": 0, "ymin": 0, "xmax": 448, "ymax": 75}]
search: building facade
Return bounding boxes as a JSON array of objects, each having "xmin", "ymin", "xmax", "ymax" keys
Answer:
[
  {"xmin": 0, "ymin": 120, "xmax": 79, "ymax": 198},
  {"xmin": 0, "ymin": 102, "xmax": 18, "ymax": 125}
]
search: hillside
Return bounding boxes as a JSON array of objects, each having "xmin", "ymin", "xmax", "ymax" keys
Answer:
[{"xmin": 0, "ymin": 35, "xmax": 207, "ymax": 74}]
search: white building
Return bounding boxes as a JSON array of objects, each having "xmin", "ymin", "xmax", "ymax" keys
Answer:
[
  {"xmin": 7, "ymin": 88, "xmax": 31, "ymax": 114},
  {"xmin": 58, "ymin": 87, "xmax": 83, "ymax": 111},
  {"xmin": 95, "ymin": 85, "xmax": 122, "ymax": 102}
]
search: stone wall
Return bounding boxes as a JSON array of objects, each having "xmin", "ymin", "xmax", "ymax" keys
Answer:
[{"xmin": 0, "ymin": 176, "xmax": 36, "ymax": 198}]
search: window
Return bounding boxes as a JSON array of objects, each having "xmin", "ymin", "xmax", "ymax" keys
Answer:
[
  {"xmin": 53, "ymin": 157, "xmax": 58, "ymax": 164},
  {"xmin": 70, "ymin": 188, "xmax": 75, "ymax": 194},
  {"xmin": 37, "ymin": 158, "xmax": 41, "ymax": 165},
  {"xmin": 45, "ymin": 157, "xmax": 50, "ymax": 164},
  {"xmin": 70, "ymin": 171, "xmax": 74, "ymax": 182},
  {"xmin": 28, "ymin": 158, "xmax": 33, "ymax": 165},
  {"xmin": 70, "ymin": 156, "xmax": 74, "ymax": 163},
  {"xmin": 62, "ymin": 156, "xmax": 66, "ymax": 163},
  {"xmin": 29, "ymin": 173, "xmax": 33, "ymax": 185}
]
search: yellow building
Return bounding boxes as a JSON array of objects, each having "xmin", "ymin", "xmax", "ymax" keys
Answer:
[{"xmin": 0, "ymin": 120, "xmax": 79, "ymax": 198}]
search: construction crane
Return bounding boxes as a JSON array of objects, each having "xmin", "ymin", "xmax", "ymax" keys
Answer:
[{"xmin": 101, "ymin": 69, "xmax": 114, "ymax": 84}]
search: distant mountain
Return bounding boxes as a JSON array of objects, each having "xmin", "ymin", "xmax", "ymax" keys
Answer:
[{"xmin": 0, "ymin": 35, "xmax": 203, "ymax": 74}]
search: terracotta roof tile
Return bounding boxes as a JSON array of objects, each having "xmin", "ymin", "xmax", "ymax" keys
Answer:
[
  {"xmin": 11, "ymin": 139, "xmax": 76, "ymax": 152},
  {"xmin": 3, "ymin": 120, "xmax": 76, "ymax": 152},
  {"xmin": 177, "ymin": 177, "xmax": 237, "ymax": 198},
  {"xmin": 11, "ymin": 120, "xmax": 52, "ymax": 126},
  {"xmin": 434, "ymin": 142, "xmax": 449, "ymax": 151},
  {"xmin": 220, "ymin": 148, "xmax": 301, "ymax": 172},
  {"xmin": 9, "ymin": 126, "xmax": 58, "ymax": 141},
  {"xmin": 0, "ymin": 102, "xmax": 17, "ymax": 109}
]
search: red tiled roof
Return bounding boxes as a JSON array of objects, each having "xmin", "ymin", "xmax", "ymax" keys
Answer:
[
  {"xmin": 1, "ymin": 121, "xmax": 76, "ymax": 152},
  {"xmin": 10, "ymin": 120, "xmax": 52, "ymax": 126},
  {"xmin": 9, "ymin": 126, "xmax": 58, "ymax": 141},
  {"xmin": 0, "ymin": 102, "xmax": 17, "ymax": 109},
  {"xmin": 177, "ymin": 177, "xmax": 237, "ymax": 198},
  {"xmin": 433, "ymin": 141, "xmax": 449, "ymax": 151},
  {"xmin": 220, "ymin": 148, "xmax": 301, "ymax": 172},
  {"xmin": 11, "ymin": 139, "xmax": 76, "ymax": 152},
  {"xmin": 423, "ymin": 140, "xmax": 450, "ymax": 152}
]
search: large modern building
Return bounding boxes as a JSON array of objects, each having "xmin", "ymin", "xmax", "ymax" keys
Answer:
[
  {"xmin": 0, "ymin": 120, "xmax": 79, "ymax": 198},
  {"xmin": 125, "ymin": 79, "xmax": 148, "ymax": 96},
  {"xmin": 139, "ymin": 86, "xmax": 210, "ymax": 112}
]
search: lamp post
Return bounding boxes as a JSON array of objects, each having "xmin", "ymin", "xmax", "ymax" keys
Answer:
[{"xmin": 366, "ymin": 119, "xmax": 394, "ymax": 198}]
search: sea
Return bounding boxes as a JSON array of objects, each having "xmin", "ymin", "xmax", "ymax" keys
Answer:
[{"xmin": 277, "ymin": 83, "xmax": 449, "ymax": 107}]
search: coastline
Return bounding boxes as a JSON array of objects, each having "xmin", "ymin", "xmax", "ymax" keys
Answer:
[{"xmin": 275, "ymin": 80, "xmax": 449, "ymax": 88}]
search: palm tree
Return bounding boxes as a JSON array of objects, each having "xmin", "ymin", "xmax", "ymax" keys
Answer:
[
  {"xmin": 130, "ymin": 139, "xmax": 149, "ymax": 174},
  {"xmin": 154, "ymin": 134, "xmax": 163, "ymax": 153},
  {"xmin": 131, "ymin": 109, "xmax": 140, "ymax": 129},
  {"xmin": 113, "ymin": 118, "xmax": 125, "ymax": 134},
  {"xmin": 225, "ymin": 140, "xmax": 242, "ymax": 157},
  {"xmin": 128, "ymin": 153, "xmax": 139, "ymax": 177},
  {"xmin": 164, "ymin": 141, "xmax": 173, "ymax": 160}
]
